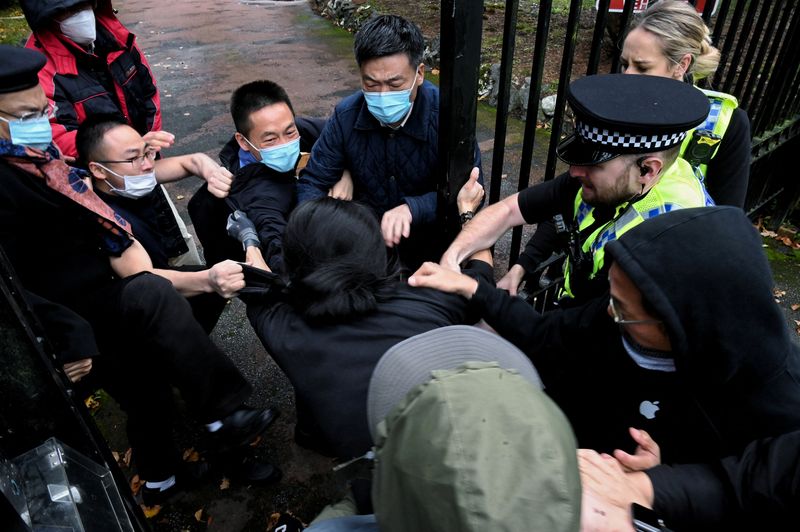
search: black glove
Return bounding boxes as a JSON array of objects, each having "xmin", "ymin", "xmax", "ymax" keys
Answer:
[{"xmin": 226, "ymin": 210, "xmax": 260, "ymax": 250}]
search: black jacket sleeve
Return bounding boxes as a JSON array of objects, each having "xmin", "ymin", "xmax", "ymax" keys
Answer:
[
  {"xmin": 516, "ymin": 218, "xmax": 560, "ymax": 274},
  {"xmin": 25, "ymin": 291, "xmax": 99, "ymax": 363},
  {"xmin": 469, "ymin": 279, "xmax": 611, "ymax": 369},
  {"xmin": 230, "ymin": 177, "xmax": 295, "ymax": 273},
  {"xmin": 646, "ymin": 430, "xmax": 800, "ymax": 529},
  {"xmin": 704, "ymin": 108, "xmax": 751, "ymax": 208}
]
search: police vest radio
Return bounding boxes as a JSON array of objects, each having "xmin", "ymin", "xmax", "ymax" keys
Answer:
[
  {"xmin": 683, "ymin": 128, "xmax": 722, "ymax": 168},
  {"xmin": 557, "ymin": 214, "xmax": 592, "ymax": 278}
]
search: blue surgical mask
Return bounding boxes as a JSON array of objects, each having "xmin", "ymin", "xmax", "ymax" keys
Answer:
[
  {"xmin": 96, "ymin": 164, "xmax": 157, "ymax": 199},
  {"xmin": 363, "ymin": 74, "xmax": 419, "ymax": 126},
  {"xmin": 0, "ymin": 115, "xmax": 53, "ymax": 151},
  {"xmin": 243, "ymin": 136, "xmax": 300, "ymax": 173}
]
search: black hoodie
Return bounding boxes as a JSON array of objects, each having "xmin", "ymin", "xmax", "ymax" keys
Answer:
[{"xmin": 471, "ymin": 207, "xmax": 800, "ymax": 465}]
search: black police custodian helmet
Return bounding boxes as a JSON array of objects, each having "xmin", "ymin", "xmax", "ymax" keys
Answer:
[
  {"xmin": 556, "ymin": 74, "xmax": 709, "ymax": 166},
  {"xmin": 0, "ymin": 45, "xmax": 47, "ymax": 94}
]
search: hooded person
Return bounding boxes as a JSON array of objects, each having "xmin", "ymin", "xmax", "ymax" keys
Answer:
[
  {"xmin": 21, "ymin": 0, "xmax": 163, "ymax": 158},
  {"xmin": 409, "ymin": 206, "xmax": 800, "ymax": 468},
  {"xmin": 306, "ymin": 325, "xmax": 581, "ymax": 532}
]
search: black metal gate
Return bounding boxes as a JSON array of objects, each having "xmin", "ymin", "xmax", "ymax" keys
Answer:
[{"xmin": 439, "ymin": 0, "xmax": 800, "ymax": 266}]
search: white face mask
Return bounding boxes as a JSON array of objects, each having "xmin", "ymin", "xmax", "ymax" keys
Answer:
[
  {"xmin": 96, "ymin": 164, "xmax": 157, "ymax": 199},
  {"xmin": 59, "ymin": 8, "xmax": 97, "ymax": 47}
]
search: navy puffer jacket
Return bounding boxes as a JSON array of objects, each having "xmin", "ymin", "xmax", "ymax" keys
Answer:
[{"xmin": 298, "ymin": 81, "xmax": 482, "ymax": 225}]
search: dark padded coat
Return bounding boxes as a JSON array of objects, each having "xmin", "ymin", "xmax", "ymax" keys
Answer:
[
  {"xmin": 22, "ymin": 0, "xmax": 161, "ymax": 158},
  {"xmin": 297, "ymin": 81, "xmax": 482, "ymax": 226}
]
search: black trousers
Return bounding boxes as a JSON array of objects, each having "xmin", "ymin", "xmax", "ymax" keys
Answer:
[{"xmin": 77, "ymin": 273, "xmax": 250, "ymax": 481}]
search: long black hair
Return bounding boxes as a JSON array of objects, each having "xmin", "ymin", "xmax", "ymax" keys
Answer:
[{"xmin": 283, "ymin": 198, "xmax": 396, "ymax": 322}]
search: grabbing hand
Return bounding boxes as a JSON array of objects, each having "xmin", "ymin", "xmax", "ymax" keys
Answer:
[
  {"xmin": 208, "ymin": 260, "xmax": 245, "ymax": 298},
  {"xmin": 226, "ymin": 210, "xmax": 260, "ymax": 249},
  {"xmin": 578, "ymin": 449, "xmax": 653, "ymax": 514},
  {"xmin": 328, "ymin": 169, "xmax": 353, "ymax": 200},
  {"xmin": 206, "ymin": 166, "xmax": 234, "ymax": 199},
  {"xmin": 63, "ymin": 358, "xmax": 92, "ymax": 383},
  {"xmin": 497, "ymin": 264, "xmax": 526, "ymax": 296},
  {"xmin": 408, "ymin": 262, "xmax": 478, "ymax": 299},
  {"xmin": 381, "ymin": 204, "xmax": 412, "ymax": 248},
  {"xmin": 457, "ymin": 167, "xmax": 484, "ymax": 214},
  {"xmin": 614, "ymin": 428, "xmax": 661, "ymax": 472},
  {"xmin": 142, "ymin": 130, "xmax": 176, "ymax": 152}
]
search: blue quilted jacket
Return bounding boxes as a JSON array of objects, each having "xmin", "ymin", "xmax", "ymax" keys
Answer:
[{"xmin": 297, "ymin": 81, "xmax": 482, "ymax": 225}]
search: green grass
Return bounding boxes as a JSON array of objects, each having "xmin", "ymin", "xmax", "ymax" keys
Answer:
[{"xmin": 0, "ymin": 2, "xmax": 29, "ymax": 46}]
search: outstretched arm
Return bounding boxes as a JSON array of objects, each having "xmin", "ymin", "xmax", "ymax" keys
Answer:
[
  {"xmin": 440, "ymin": 192, "xmax": 524, "ymax": 271},
  {"xmin": 155, "ymin": 152, "xmax": 233, "ymax": 198}
]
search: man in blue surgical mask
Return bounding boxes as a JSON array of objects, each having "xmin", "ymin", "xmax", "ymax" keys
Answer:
[
  {"xmin": 187, "ymin": 79, "xmax": 350, "ymax": 273},
  {"xmin": 77, "ymin": 115, "xmax": 240, "ymax": 332},
  {"xmin": 298, "ymin": 15, "xmax": 484, "ymax": 271}
]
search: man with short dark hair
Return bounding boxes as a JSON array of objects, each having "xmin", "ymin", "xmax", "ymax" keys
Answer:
[
  {"xmin": 298, "ymin": 15, "xmax": 483, "ymax": 269},
  {"xmin": 188, "ymin": 79, "xmax": 343, "ymax": 270},
  {"xmin": 76, "ymin": 115, "xmax": 237, "ymax": 331}
]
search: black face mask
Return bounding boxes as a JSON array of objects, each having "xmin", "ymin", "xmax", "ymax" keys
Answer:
[{"xmin": 620, "ymin": 328, "xmax": 673, "ymax": 360}]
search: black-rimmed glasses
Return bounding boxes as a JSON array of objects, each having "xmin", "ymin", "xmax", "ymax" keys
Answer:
[
  {"xmin": 609, "ymin": 297, "xmax": 662, "ymax": 325},
  {"xmin": 0, "ymin": 102, "xmax": 57, "ymax": 122},
  {"xmin": 96, "ymin": 148, "xmax": 157, "ymax": 168}
]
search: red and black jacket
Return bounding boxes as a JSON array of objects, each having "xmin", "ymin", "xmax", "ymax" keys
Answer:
[{"xmin": 23, "ymin": 0, "xmax": 161, "ymax": 157}]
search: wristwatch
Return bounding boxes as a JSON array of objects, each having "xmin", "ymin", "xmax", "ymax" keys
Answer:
[{"xmin": 459, "ymin": 211, "xmax": 475, "ymax": 225}]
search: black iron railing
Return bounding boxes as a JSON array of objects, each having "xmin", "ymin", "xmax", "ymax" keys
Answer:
[{"xmin": 440, "ymin": 0, "xmax": 800, "ymax": 267}]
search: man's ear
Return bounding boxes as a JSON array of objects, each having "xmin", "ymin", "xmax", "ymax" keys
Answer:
[
  {"xmin": 416, "ymin": 62, "xmax": 425, "ymax": 85},
  {"xmin": 87, "ymin": 161, "xmax": 106, "ymax": 181},
  {"xmin": 234, "ymin": 132, "xmax": 253, "ymax": 154},
  {"xmin": 637, "ymin": 155, "xmax": 664, "ymax": 185}
]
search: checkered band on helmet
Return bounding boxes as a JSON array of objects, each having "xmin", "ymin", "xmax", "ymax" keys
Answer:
[{"xmin": 577, "ymin": 121, "xmax": 686, "ymax": 151}]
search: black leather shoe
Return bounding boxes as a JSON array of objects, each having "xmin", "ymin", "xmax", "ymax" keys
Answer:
[
  {"xmin": 209, "ymin": 407, "xmax": 279, "ymax": 453},
  {"xmin": 224, "ymin": 455, "xmax": 282, "ymax": 486},
  {"xmin": 140, "ymin": 461, "xmax": 210, "ymax": 507}
]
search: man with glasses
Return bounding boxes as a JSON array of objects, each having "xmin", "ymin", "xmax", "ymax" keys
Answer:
[
  {"xmin": 21, "ymin": 0, "xmax": 202, "ymax": 267},
  {"xmin": 0, "ymin": 45, "xmax": 281, "ymax": 506},
  {"xmin": 76, "ymin": 115, "xmax": 238, "ymax": 332}
]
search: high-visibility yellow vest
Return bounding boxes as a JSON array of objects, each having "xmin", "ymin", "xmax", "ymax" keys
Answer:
[
  {"xmin": 562, "ymin": 157, "xmax": 714, "ymax": 298},
  {"xmin": 680, "ymin": 89, "xmax": 738, "ymax": 180}
]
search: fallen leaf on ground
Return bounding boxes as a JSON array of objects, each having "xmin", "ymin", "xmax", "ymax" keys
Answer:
[
  {"xmin": 194, "ymin": 508, "xmax": 207, "ymax": 522},
  {"xmin": 249, "ymin": 435, "xmax": 262, "ymax": 447},
  {"xmin": 123, "ymin": 448, "xmax": 133, "ymax": 468},
  {"xmin": 182, "ymin": 447, "xmax": 200, "ymax": 462},
  {"xmin": 761, "ymin": 230, "xmax": 778, "ymax": 238},
  {"xmin": 792, "ymin": 304, "xmax": 800, "ymax": 311},
  {"xmin": 140, "ymin": 504, "xmax": 162, "ymax": 518},
  {"xmin": 219, "ymin": 477, "xmax": 230, "ymax": 490},
  {"xmin": 112, "ymin": 451, "xmax": 120, "ymax": 463},
  {"xmin": 84, "ymin": 395, "xmax": 101, "ymax": 412},
  {"xmin": 176, "ymin": 195, "xmax": 185, "ymax": 200},
  {"xmin": 129, "ymin": 475, "xmax": 144, "ymax": 496},
  {"xmin": 781, "ymin": 236, "xmax": 793, "ymax": 246}
]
